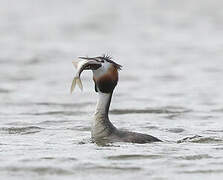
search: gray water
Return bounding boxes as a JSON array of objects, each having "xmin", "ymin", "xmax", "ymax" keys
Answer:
[{"xmin": 1, "ymin": 0, "xmax": 223, "ymax": 179}]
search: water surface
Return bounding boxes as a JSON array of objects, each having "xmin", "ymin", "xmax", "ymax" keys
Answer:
[{"xmin": 1, "ymin": 0, "xmax": 223, "ymax": 179}]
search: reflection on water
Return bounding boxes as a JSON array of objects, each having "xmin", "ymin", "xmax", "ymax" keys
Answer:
[{"xmin": 1, "ymin": 0, "xmax": 223, "ymax": 179}]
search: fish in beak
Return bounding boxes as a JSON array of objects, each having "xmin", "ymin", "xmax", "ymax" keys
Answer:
[{"xmin": 70, "ymin": 57, "xmax": 102, "ymax": 93}]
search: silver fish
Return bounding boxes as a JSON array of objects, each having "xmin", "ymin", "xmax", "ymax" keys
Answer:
[{"xmin": 70, "ymin": 59, "xmax": 101, "ymax": 93}]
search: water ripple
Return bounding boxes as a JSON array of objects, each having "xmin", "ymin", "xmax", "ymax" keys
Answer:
[
  {"xmin": 178, "ymin": 169, "xmax": 223, "ymax": 174},
  {"xmin": 107, "ymin": 154, "xmax": 162, "ymax": 160},
  {"xmin": 177, "ymin": 135, "xmax": 223, "ymax": 144},
  {"xmin": 77, "ymin": 165, "xmax": 142, "ymax": 172},
  {"xmin": 175, "ymin": 154, "xmax": 212, "ymax": 160},
  {"xmin": 37, "ymin": 120, "xmax": 70, "ymax": 125},
  {"xmin": 23, "ymin": 111, "xmax": 85, "ymax": 116},
  {"xmin": 3, "ymin": 166, "xmax": 73, "ymax": 175},
  {"xmin": 0, "ymin": 126, "xmax": 43, "ymax": 135},
  {"xmin": 166, "ymin": 128, "xmax": 185, "ymax": 133},
  {"xmin": 3, "ymin": 102, "xmax": 93, "ymax": 108},
  {"xmin": 68, "ymin": 126, "xmax": 91, "ymax": 131},
  {"xmin": 110, "ymin": 107, "xmax": 191, "ymax": 115},
  {"xmin": 0, "ymin": 88, "xmax": 12, "ymax": 94},
  {"xmin": 20, "ymin": 157, "xmax": 77, "ymax": 162},
  {"xmin": 35, "ymin": 102, "xmax": 93, "ymax": 107}
]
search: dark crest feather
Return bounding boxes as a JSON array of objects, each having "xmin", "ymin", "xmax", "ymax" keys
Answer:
[
  {"xmin": 79, "ymin": 54, "xmax": 122, "ymax": 70},
  {"xmin": 99, "ymin": 54, "xmax": 122, "ymax": 70}
]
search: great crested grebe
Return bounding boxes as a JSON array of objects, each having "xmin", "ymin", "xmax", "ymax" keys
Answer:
[{"xmin": 72, "ymin": 55, "xmax": 161, "ymax": 144}]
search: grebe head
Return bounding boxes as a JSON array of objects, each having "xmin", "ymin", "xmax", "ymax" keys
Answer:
[{"xmin": 79, "ymin": 55, "xmax": 122, "ymax": 93}]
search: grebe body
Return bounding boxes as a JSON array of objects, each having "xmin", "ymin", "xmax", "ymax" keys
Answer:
[{"xmin": 72, "ymin": 55, "xmax": 161, "ymax": 144}]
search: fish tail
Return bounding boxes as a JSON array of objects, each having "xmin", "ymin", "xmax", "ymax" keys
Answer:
[
  {"xmin": 70, "ymin": 77, "xmax": 77, "ymax": 93},
  {"xmin": 70, "ymin": 77, "xmax": 83, "ymax": 94},
  {"xmin": 76, "ymin": 77, "xmax": 83, "ymax": 91}
]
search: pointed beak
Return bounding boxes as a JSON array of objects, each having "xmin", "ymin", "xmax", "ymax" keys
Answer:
[{"xmin": 77, "ymin": 57, "xmax": 102, "ymax": 70}]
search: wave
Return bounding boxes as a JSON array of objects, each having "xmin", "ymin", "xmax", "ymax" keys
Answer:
[
  {"xmin": 0, "ymin": 126, "xmax": 43, "ymax": 135},
  {"xmin": 177, "ymin": 135, "xmax": 223, "ymax": 143},
  {"xmin": 110, "ymin": 107, "xmax": 191, "ymax": 115}
]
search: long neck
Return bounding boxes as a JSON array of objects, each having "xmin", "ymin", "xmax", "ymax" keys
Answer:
[
  {"xmin": 92, "ymin": 92, "xmax": 116, "ymax": 139},
  {"xmin": 95, "ymin": 92, "xmax": 112, "ymax": 117}
]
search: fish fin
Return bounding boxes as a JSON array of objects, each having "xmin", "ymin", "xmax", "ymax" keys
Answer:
[
  {"xmin": 72, "ymin": 60, "xmax": 79, "ymax": 69},
  {"xmin": 76, "ymin": 78, "xmax": 83, "ymax": 91}
]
